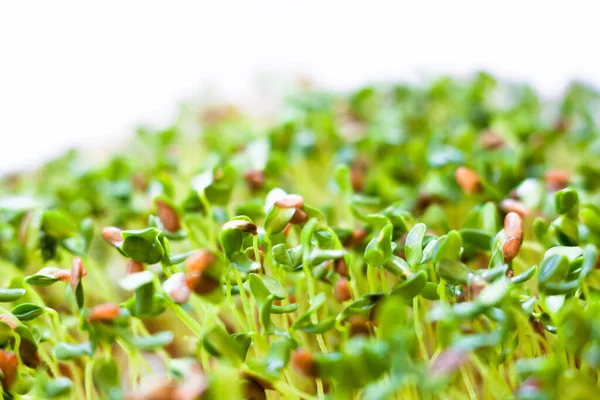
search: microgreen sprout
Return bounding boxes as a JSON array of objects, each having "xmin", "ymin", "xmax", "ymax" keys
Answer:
[{"xmin": 0, "ymin": 74, "xmax": 599, "ymax": 399}]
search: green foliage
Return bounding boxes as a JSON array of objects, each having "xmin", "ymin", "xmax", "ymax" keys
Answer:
[{"xmin": 1, "ymin": 74, "xmax": 600, "ymax": 398}]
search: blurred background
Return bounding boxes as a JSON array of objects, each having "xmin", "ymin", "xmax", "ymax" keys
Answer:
[{"xmin": 1, "ymin": 0, "xmax": 598, "ymax": 174}]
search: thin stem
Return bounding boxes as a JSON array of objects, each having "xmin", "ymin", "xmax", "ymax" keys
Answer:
[
  {"xmin": 85, "ymin": 357, "xmax": 95, "ymax": 400},
  {"xmin": 233, "ymin": 268, "xmax": 256, "ymax": 332}
]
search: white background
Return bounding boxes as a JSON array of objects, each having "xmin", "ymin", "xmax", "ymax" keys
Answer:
[{"xmin": 1, "ymin": 1, "xmax": 599, "ymax": 174}]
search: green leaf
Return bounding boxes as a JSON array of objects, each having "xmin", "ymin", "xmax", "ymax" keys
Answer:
[
  {"xmin": 434, "ymin": 230, "xmax": 463, "ymax": 263},
  {"xmin": 339, "ymin": 293, "xmax": 384, "ymax": 321},
  {"xmin": 264, "ymin": 206, "xmax": 296, "ymax": 235},
  {"xmin": 364, "ymin": 223, "xmax": 393, "ymax": 266},
  {"xmin": 11, "ymin": 303, "xmax": 45, "ymax": 321},
  {"xmin": 405, "ymin": 223, "xmax": 426, "ymax": 267},
  {"xmin": 538, "ymin": 254, "xmax": 569, "ymax": 287},
  {"xmin": 511, "ymin": 265, "xmax": 537, "ymax": 284},
  {"xmin": 271, "ymin": 303, "xmax": 299, "ymax": 314},
  {"xmin": 203, "ymin": 325, "xmax": 247, "ymax": 364},
  {"xmin": 121, "ymin": 228, "xmax": 165, "ymax": 264},
  {"xmin": 460, "ymin": 229, "xmax": 493, "ymax": 250},
  {"xmin": 476, "ymin": 278, "xmax": 510, "ymax": 308},
  {"xmin": 581, "ymin": 206, "xmax": 600, "ymax": 234},
  {"xmin": 435, "ymin": 259, "xmax": 471, "ymax": 284},
  {"xmin": 579, "ymin": 244, "xmax": 598, "ymax": 279},
  {"xmin": 24, "ymin": 267, "xmax": 60, "ymax": 287},
  {"xmin": 554, "ymin": 187, "xmax": 579, "ymax": 216},
  {"xmin": 389, "ymin": 270, "xmax": 427, "ymax": 299},
  {"xmin": 53, "ymin": 342, "xmax": 93, "ymax": 360},
  {"xmin": 421, "ymin": 282, "xmax": 441, "ymax": 300},
  {"xmin": 0, "ymin": 288, "xmax": 26, "ymax": 302},
  {"xmin": 42, "ymin": 210, "xmax": 78, "ymax": 238},
  {"xmin": 42, "ymin": 377, "xmax": 73, "ymax": 398},
  {"xmin": 93, "ymin": 359, "xmax": 124, "ymax": 400},
  {"xmin": 118, "ymin": 271, "xmax": 155, "ymax": 291},
  {"xmin": 543, "ymin": 280, "xmax": 582, "ymax": 295},
  {"xmin": 132, "ymin": 331, "xmax": 174, "ymax": 350}
]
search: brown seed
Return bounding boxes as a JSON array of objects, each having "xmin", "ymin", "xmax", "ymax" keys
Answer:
[
  {"xmin": 506, "ymin": 269, "xmax": 514, "ymax": 278},
  {"xmin": 333, "ymin": 258, "xmax": 348, "ymax": 277},
  {"xmin": 70, "ymin": 257, "xmax": 87, "ymax": 290},
  {"xmin": 88, "ymin": 303, "xmax": 120, "ymax": 322},
  {"xmin": 479, "ymin": 130, "xmax": 505, "ymax": 150},
  {"xmin": 53, "ymin": 269, "xmax": 72, "ymax": 283},
  {"xmin": 156, "ymin": 199, "xmax": 181, "ymax": 233},
  {"xmin": 185, "ymin": 250, "xmax": 216, "ymax": 273},
  {"xmin": 289, "ymin": 208, "xmax": 308, "ymax": 225},
  {"xmin": 502, "ymin": 236, "xmax": 522, "ymax": 263},
  {"xmin": 163, "ymin": 273, "xmax": 191, "ymax": 304},
  {"xmin": 242, "ymin": 379, "xmax": 267, "ymax": 400},
  {"xmin": 244, "ymin": 170, "xmax": 266, "ymax": 191},
  {"xmin": 350, "ymin": 158, "xmax": 368, "ymax": 192},
  {"xmin": 468, "ymin": 276, "xmax": 487, "ymax": 300},
  {"xmin": 334, "ymin": 278, "xmax": 352, "ymax": 303},
  {"xmin": 222, "ymin": 220, "xmax": 258, "ymax": 235},
  {"xmin": 555, "ymin": 116, "xmax": 569, "ymax": 133},
  {"xmin": 0, "ymin": 314, "xmax": 19, "ymax": 330},
  {"xmin": 282, "ymin": 222, "xmax": 292, "ymax": 236},
  {"xmin": 0, "ymin": 350, "xmax": 18, "ymax": 389},
  {"xmin": 132, "ymin": 173, "xmax": 148, "ymax": 191},
  {"xmin": 455, "ymin": 167, "xmax": 481, "ymax": 195},
  {"xmin": 349, "ymin": 316, "xmax": 372, "ymax": 337},
  {"xmin": 174, "ymin": 364, "xmax": 207, "ymax": 400},
  {"xmin": 544, "ymin": 169, "xmax": 570, "ymax": 191},
  {"xmin": 127, "ymin": 259, "xmax": 145, "ymax": 275},
  {"xmin": 344, "ymin": 228, "xmax": 369, "ymax": 248},
  {"xmin": 500, "ymin": 198, "xmax": 530, "ymax": 218},
  {"xmin": 504, "ymin": 212, "xmax": 524, "ymax": 242},
  {"xmin": 102, "ymin": 227, "xmax": 123, "ymax": 246},
  {"xmin": 186, "ymin": 272, "xmax": 220, "ymax": 295},
  {"xmin": 291, "ymin": 348, "xmax": 317, "ymax": 377},
  {"xmin": 275, "ymin": 194, "xmax": 304, "ymax": 209},
  {"xmin": 129, "ymin": 376, "xmax": 178, "ymax": 400}
]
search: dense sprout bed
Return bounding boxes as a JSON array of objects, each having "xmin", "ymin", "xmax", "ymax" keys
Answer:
[{"xmin": 1, "ymin": 74, "xmax": 600, "ymax": 399}]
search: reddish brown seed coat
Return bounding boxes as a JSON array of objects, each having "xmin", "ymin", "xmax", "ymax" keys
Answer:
[
  {"xmin": 0, "ymin": 314, "xmax": 19, "ymax": 329},
  {"xmin": 504, "ymin": 212, "xmax": 524, "ymax": 242},
  {"xmin": 502, "ymin": 237, "xmax": 522, "ymax": 263},
  {"xmin": 53, "ymin": 269, "xmax": 72, "ymax": 283},
  {"xmin": 89, "ymin": 303, "xmax": 120, "ymax": 322},
  {"xmin": 468, "ymin": 276, "xmax": 487, "ymax": 300},
  {"xmin": 544, "ymin": 169, "xmax": 570, "ymax": 191},
  {"xmin": 243, "ymin": 379, "xmax": 267, "ymax": 400},
  {"xmin": 244, "ymin": 170, "xmax": 266, "ymax": 191},
  {"xmin": 479, "ymin": 130, "xmax": 505, "ymax": 150},
  {"xmin": 102, "ymin": 227, "xmax": 123, "ymax": 246},
  {"xmin": 185, "ymin": 250, "xmax": 216, "ymax": 273},
  {"xmin": 333, "ymin": 258, "xmax": 348, "ymax": 277},
  {"xmin": 349, "ymin": 316, "xmax": 372, "ymax": 337},
  {"xmin": 127, "ymin": 259, "xmax": 145, "ymax": 275},
  {"xmin": 186, "ymin": 272, "xmax": 220, "ymax": 295},
  {"xmin": 455, "ymin": 167, "xmax": 481, "ymax": 195},
  {"xmin": 289, "ymin": 208, "xmax": 308, "ymax": 225},
  {"xmin": 334, "ymin": 278, "xmax": 352, "ymax": 303},
  {"xmin": 70, "ymin": 257, "xmax": 87, "ymax": 290},
  {"xmin": 344, "ymin": 229, "xmax": 369, "ymax": 248},
  {"xmin": 500, "ymin": 198, "xmax": 530, "ymax": 218},
  {"xmin": 222, "ymin": 220, "xmax": 258, "ymax": 235},
  {"xmin": 275, "ymin": 194, "xmax": 304, "ymax": 209},
  {"xmin": 156, "ymin": 199, "xmax": 181, "ymax": 233},
  {"xmin": 0, "ymin": 350, "xmax": 18, "ymax": 389},
  {"xmin": 291, "ymin": 348, "xmax": 317, "ymax": 377}
]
